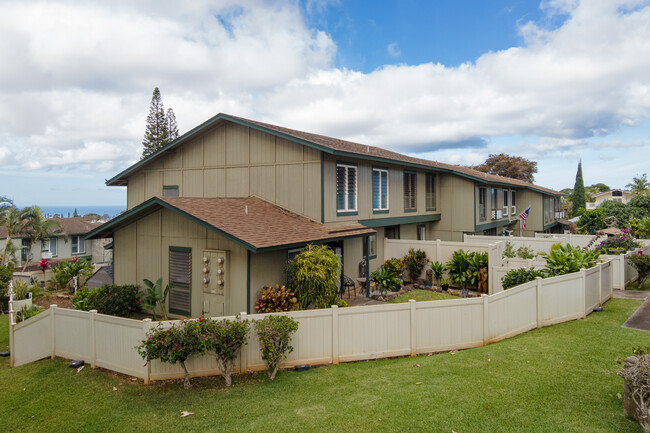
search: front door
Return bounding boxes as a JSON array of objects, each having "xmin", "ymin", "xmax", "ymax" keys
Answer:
[{"xmin": 201, "ymin": 250, "xmax": 227, "ymax": 317}]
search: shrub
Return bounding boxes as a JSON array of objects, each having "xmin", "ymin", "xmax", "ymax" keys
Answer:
[
  {"xmin": 631, "ymin": 218, "xmax": 650, "ymax": 239},
  {"xmin": 502, "ymin": 268, "xmax": 544, "ymax": 290},
  {"xmin": 595, "ymin": 231, "xmax": 641, "ymax": 255},
  {"xmin": 617, "ymin": 346, "xmax": 650, "ymax": 432},
  {"xmin": 202, "ymin": 317, "xmax": 250, "ymax": 386},
  {"xmin": 382, "ymin": 258, "xmax": 404, "ymax": 278},
  {"xmin": 446, "ymin": 250, "xmax": 487, "ymax": 290},
  {"xmin": 577, "ymin": 207, "xmax": 607, "ymax": 234},
  {"xmin": 255, "ymin": 285, "xmax": 298, "ymax": 313},
  {"xmin": 286, "ymin": 244, "xmax": 340, "ymax": 310},
  {"xmin": 630, "ymin": 254, "xmax": 650, "ymax": 289},
  {"xmin": 337, "ymin": 299, "xmax": 348, "ymax": 307},
  {"xmin": 503, "ymin": 242, "xmax": 516, "ymax": 258},
  {"xmin": 72, "ymin": 285, "xmax": 142, "ymax": 318},
  {"xmin": 254, "ymin": 315, "xmax": 299, "ymax": 380},
  {"xmin": 430, "ymin": 261, "xmax": 446, "ymax": 285},
  {"xmin": 142, "ymin": 277, "xmax": 171, "ymax": 320},
  {"xmin": 371, "ymin": 265, "xmax": 403, "ymax": 294},
  {"xmin": 51, "ymin": 258, "xmax": 94, "ymax": 291},
  {"xmin": 16, "ymin": 305, "xmax": 42, "ymax": 322},
  {"xmin": 540, "ymin": 244, "xmax": 600, "ymax": 277},
  {"xmin": 403, "ymin": 249, "xmax": 428, "ymax": 281},
  {"xmin": 13, "ymin": 280, "xmax": 32, "ymax": 301},
  {"xmin": 137, "ymin": 319, "xmax": 206, "ymax": 389},
  {"xmin": 516, "ymin": 246, "xmax": 535, "ymax": 259}
]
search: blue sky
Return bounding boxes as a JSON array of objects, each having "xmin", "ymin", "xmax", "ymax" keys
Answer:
[{"xmin": 1, "ymin": 0, "xmax": 649, "ymax": 206}]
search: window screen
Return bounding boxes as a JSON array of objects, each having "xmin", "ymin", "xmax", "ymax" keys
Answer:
[{"xmin": 169, "ymin": 247, "xmax": 191, "ymax": 316}]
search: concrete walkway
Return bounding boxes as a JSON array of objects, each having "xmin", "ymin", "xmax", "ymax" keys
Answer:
[{"xmin": 620, "ymin": 290, "xmax": 650, "ymax": 331}]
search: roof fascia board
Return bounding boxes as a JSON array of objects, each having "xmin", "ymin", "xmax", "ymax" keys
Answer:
[
  {"xmin": 359, "ymin": 213, "xmax": 441, "ymax": 228},
  {"xmin": 255, "ymin": 230, "xmax": 376, "ymax": 253}
]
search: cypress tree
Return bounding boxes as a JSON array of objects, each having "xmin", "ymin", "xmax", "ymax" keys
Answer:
[
  {"xmin": 141, "ymin": 88, "xmax": 170, "ymax": 159},
  {"xmin": 571, "ymin": 160, "xmax": 586, "ymax": 216},
  {"xmin": 166, "ymin": 108, "xmax": 179, "ymax": 142}
]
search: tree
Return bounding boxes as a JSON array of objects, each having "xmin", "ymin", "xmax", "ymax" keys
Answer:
[
  {"xmin": 585, "ymin": 183, "xmax": 610, "ymax": 201},
  {"xmin": 0, "ymin": 206, "xmax": 29, "ymax": 266},
  {"xmin": 21, "ymin": 206, "xmax": 67, "ymax": 271},
  {"xmin": 600, "ymin": 200, "xmax": 632, "ymax": 228},
  {"xmin": 285, "ymin": 244, "xmax": 340, "ymax": 310},
  {"xmin": 141, "ymin": 87, "xmax": 169, "ymax": 159},
  {"xmin": 577, "ymin": 207, "xmax": 606, "ymax": 234},
  {"xmin": 166, "ymin": 108, "xmax": 179, "ymax": 142},
  {"xmin": 473, "ymin": 153, "xmax": 538, "ymax": 183},
  {"xmin": 627, "ymin": 173, "xmax": 650, "ymax": 196},
  {"xmin": 629, "ymin": 195, "xmax": 650, "ymax": 220},
  {"xmin": 571, "ymin": 161, "xmax": 586, "ymax": 216}
]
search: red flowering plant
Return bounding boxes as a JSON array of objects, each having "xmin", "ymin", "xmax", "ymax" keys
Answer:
[
  {"xmin": 38, "ymin": 259, "xmax": 49, "ymax": 286},
  {"xmin": 200, "ymin": 317, "xmax": 250, "ymax": 386},
  {"xmin": 137, "ymin": 319, "xmax": 207, "ymax": 389}
]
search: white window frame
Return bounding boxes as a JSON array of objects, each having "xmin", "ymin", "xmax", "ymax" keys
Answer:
[
  {"xmin": 503, "ymin": 190, "xmax": 509, "ymax": 216},
  {"xmin": 511, "ymin": 190, "xmax": 517, "ymax": 216},
  {"xmin": 41, "ymin": 238, "xmax": 57, "ymax": 257},
  {"xmin": 372, "ymin": 168, "xmax": 389, "ymax": 211},
  {"xmin": 71, "ymin": 235, "xmax": 86, "ymax": 254},
  {"xmin": 404, "ymin": 171, "xmax": 417, "ymax": 211},
  {"xmin": 336, "ymin": 163, "xmax": 357, "ymax": 213}
]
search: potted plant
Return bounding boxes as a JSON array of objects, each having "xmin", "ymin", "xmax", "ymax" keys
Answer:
[
  {"xmin": 440, "ymin": 277, "xmax": 450, "ymax": 291},
  {"xmin": 430, "ymin": 261, "xmax": 445, "ymax": 287}
]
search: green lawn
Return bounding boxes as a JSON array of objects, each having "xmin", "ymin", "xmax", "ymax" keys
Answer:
[
  {"xmin": 1, "ymin": 299, "xmax": 649, "ymax": 432},
  {"xmin": 388, "ymin": 288, "xmax": 458, "ymax": 303}
]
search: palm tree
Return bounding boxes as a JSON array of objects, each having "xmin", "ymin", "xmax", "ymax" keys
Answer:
[
  {"xmin": 0, "ymin": 206, "xmax": 29, "ymax": 267},
  {"xmin": 21, "ymin": 206, "xmax": 67, "ymax": 271}
]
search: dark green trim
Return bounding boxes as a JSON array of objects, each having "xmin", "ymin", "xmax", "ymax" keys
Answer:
[
  {"xmin": 336, "ymin": 160, "xmax": 358, "ymax": 167},
  {"xmin": 365, "ymin": 235, "xmax": 371, "ymax": 298},
  {"xmin": 337, "ymin": 211, "xmax": 358, "ymax": 217},
  {"xmin": 373, "ymin": 209, "xmax": 389, "ymax": 215},
  {"xmin": 246, "ymin": 250, "xmax": 251, "ymax": 314},
  {"xmin": 475, "ymin": 220, "xmax": 513, "ymax": 232},
  {"xmin": 359, "ymin": 213, "xmax": 441, "ymax": 228},
  {"xmin": 320, "ymin": 152, "xmax": 325, "ymax": 223},
  {"xmin": 255, "ymin": 229, "xmax": 376, "ymax": 253},
  {"xmin": 163, "ymin": 185, "xmax": 178, "ymax": 190},
  {"xmin": 404, "ymin": 208, "xmax": 417, "ymax": 213},
  {"xmin": 103, "ymin": 242, "xmax": 113, "ymax": 250},
  {"xmin": 368, "ymin": 233, "xmax": 377, "ymax": 259},
  {"xmin": 169, "ymin": 246, "xmax": 191, "ymax": 253}
]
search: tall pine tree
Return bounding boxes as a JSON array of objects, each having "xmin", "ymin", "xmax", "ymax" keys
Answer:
[
  {"xmin": 571, "ymin": 160, "xmax": 586, "ymax": 216},
  {"xmin": 141, "ymin": 87, "xmax": 174, "ymax": 159},
  {"xmin": 166, "ymin": 108, "xmax": 179, "ymax": 142}
]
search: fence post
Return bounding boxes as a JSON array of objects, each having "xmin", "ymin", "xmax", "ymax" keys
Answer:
[
  {"xmin": 597, "ymin": 263, "xmax": 603, "ymax": 304},
  {"xmin": 239, "ymin": 312, "xmax": 248, "ymax": 374},
  {"xmin": 50, "ymin": 304, "xmax": 57, "ymax": 359},
  {"xmin": 482, "ymin": 294, "xmax": 489, "ymax": 345},
  {"xmin": 536, "ymin": 277, "xmax": 543, "ymax": 328},
  {"xmin": 89, "ymin": 310, "xmax": 98, "ymax": 368},
  {"xmin": 142, "ymin": 318, "xmax": 152, "ymax": 384},
  {"xmin": 580, "ymin": 269, "xmax": 587, "ymax": 319},
  {"xmin": 609, "ymin": 259, "xmax": 614, "ymax": 298},
  {"xmin": 409, "ymin": 299, "xmax": 417, "ymax": 356},
  {"xmin": 436, "ymin": 239, "xmax": 441, "ymax": 263},
  {"xmin": 331, "ymin": 305, "xmax": 339, "ymax": 365},
  {"xmin": 8, "ymin": 281, "xmax": 15, "ymax": 367}
]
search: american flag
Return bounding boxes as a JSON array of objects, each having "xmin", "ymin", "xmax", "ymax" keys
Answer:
[{"xmin": 519, "ymin": 207, "xmax": 531, "ymax": 231}]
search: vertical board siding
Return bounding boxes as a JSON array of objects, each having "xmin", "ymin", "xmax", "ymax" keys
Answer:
[{"xmin": 11, "ymin": 260, "xmax": 615, "ymax": 381}]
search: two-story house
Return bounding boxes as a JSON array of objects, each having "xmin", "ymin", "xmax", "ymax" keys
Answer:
[{"xmin": 86, "ymin": 113, "xmax": 563, "ymax": 317}]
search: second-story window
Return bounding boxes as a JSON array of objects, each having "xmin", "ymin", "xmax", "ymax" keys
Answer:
[
  {"xmin": 511, "ymin": 190, "xmax": 516, "ymax": 215},
  {"xmin": 336, "ymin": 163, "xmax": 357, "ymax": 213},
  {"xmin": 373, "ymin": 168, "xmax": 389, "ymax": 211},
  {"xmin": 425, "ymin": 173, "xmax": 436, "ymax": 211},
  {"xmin": 479, "ymin": 187, "xmax": 487, "ymax": 220},
  {"xmin": 163, "ymin": 185, "xmax": 179, "ymax": 197},
  {"xmin": 491, "ymin": 188, "xmax": 498, "ymax": 219},
  {"xmin": 503, "ymin": 190, "xmax": 509, "ymax": 216},
  {"xmin": 404, "ymin": 171, "xmax": 416, "ymax": 211}
]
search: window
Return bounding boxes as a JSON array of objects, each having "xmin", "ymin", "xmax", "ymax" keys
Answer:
[
  {"xmin": 385, "ymin": 225, "xmax": 400, "ymax": 240},
  {"xmin": 491, "ymin": 188, "xmax": 497, "ymax": 210},
  {"xmin": 41, "ymin": 238, "xmax": 57, "ymax": 257},
  {"xmin": 21, "ymin": 238, "xmax": 30, "ymax": 263},
  {"xmin": 503, "ymin": 190, "xmax": 509, "ymax": 216},
  {"xmin": 404, "ymin": 171, "xmax": 417, "ymax": 211},
  {"xmin": 169, "ymin": 247, "xmax": 191, "ymax": 316},
  {"xmin": 336, "ymin": 163, "xmax": 357, "ymax": 213},
  {"xmin": 417, "ymin": 225, "xmax": 426, "ymax": 241},
  {"xmin": 368, "ymin": 234, "xmax": 377, "ymax": 259},
  {"xmin": 511, "ymin": 190, "xmax": 516, "ymax": 215},
  {"xmin": 425, "ymin": 173, "xmax": 436, "ymax": 211},
  {"xmin": 163, "ymin": 185, "xmax": 179, "ymax": 197},
  {"xmin": 479, "ymin": 187, "xmax": 487, "ymax": 220},
  {"xmin": 372, "ymin": 168, "xmax": 389, "ymax": 211},
  {"xmin": 71, "ymin": 235, "xmax": 86, "ymax": 254}
]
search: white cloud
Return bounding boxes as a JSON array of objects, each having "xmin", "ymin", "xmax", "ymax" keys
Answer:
[{"xmin": 387, "ymin": 42, "xmax": 401, "ymax": 58}]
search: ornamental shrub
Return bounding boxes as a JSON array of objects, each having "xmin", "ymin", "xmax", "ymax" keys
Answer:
[
  {"xmin": 137, "ymin": 319, "xmax": 207, "ymax": 389},
  {"xmin": 371, "ymin": 265, "xmax": 403, "ymax": 293},
  {"xmin": 286, "ymin": 244, "xmax": 340, "ymax": 310},
  {"xmin": 539, "ymin": 244, "xmax": 600, "ymax": 277},
  {"xmin": 630, "ymin": 254, "xmax": 650, "ymax": 290},
  {"xmin": 255, "ymin": 285, "xmax": 298, "ymax": 313},
  {"xmin": 595, "ymin": 231, "xmax": 641, "ymax": 255},
  {"xmin": 72, "ymin": 285, "xmax": 142, "ymax": 318},
  {"xmin": 254, "ymin": 315, "xmax": 299, "ymax": 380},
  {"xmin": 516, "ymin": 246, "xmax": 535, "ymax": 259},
  {"xmin": 51, "ymin": 258, "xmax": 94, "ymax": 291},
  {"xmin": 501, "ymin": 268, "xmax": 544, "ymax": 290},
  {"xmin": 382, "ymin": 258, "xmax": 404, "ymax": 278},
  {"xmin": 403, "ymin": 248, "xmax": 429, "ymax": 281},
  {"xmin": 202, "ymin": 317, "xmax": 250, "ymax": 386},
  {"xmin": 630, "ymin": 217, "xmax": 650, "ymax": 239}
]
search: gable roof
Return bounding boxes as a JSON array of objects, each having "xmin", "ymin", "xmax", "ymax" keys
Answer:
[
  {"xmin": 85, "ymin": 196, "xmax": 375, "ymax": 253},
  {"xmin": 0, "ymin": 217, "xmax": 103, "ymax": 239},
  {"xmin": 106, "ymin": 113, "xmax": 561, "ymax": 196}
]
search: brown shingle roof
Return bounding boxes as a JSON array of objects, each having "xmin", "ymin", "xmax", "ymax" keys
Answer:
[
  {"xmin": 0, "ymin": 217, "xmax": 103, "ymax": 239},
  {"xmin": 86, "ymin": 196, "xmax": 375, "ymax": 251},
  {"xmin": 107, "ymin": 113, "xmax": 562, "ymax": 196}
]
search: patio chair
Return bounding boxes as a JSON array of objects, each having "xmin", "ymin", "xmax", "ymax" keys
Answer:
[{"xmin": 338, "ymin": 275, "xmax": 356, "ymax": 299}]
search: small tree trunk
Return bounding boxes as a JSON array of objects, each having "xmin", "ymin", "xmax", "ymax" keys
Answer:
[
  {"xmin": 268, "ymin": 364, "xmax": 279, "ymax": 380},
  {"xmin": 180, "ymin": 360, "xmax": 192, "ymax": 389},
  {"xmin": 216, "ymin": 359, "xmax": 233, "ymax": 386}
]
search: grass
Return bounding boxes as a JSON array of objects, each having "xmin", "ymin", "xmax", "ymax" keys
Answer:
[
  {"xmin": 388, "ymin": 289, "xmax": 458, "ymax": 303},
  {"xmin": 1, "ymin": 298, "xmax": 649, "ymax": 432}
]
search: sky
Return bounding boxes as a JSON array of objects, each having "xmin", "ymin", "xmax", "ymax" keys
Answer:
[{"xmin": 1, "ymin": 0, "xmax": 649, "ymax": 206}]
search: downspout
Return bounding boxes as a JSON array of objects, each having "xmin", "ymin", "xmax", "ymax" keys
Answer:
[
  {"xmin": 246, "ymin": 250, "xmax": 251, "ymax": 314},
  {"xmin": 365, "ymin": 235, "xmax": 370, "ymax": 298}
]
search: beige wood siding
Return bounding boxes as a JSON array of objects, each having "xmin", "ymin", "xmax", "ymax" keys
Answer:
[
  {"xmin": 114, "ymin": 224, "xmax": 137, "ymax": 284},
  {"xmin": 123, "ymin": 121, "xmax": 321, "ymax": 220},
  {"xmin": 430, "ymin": 174, "xmax": 474, "ymax": 241},
  {"xmin": 249, "ymin": 251, "xmax": 287, "ymax": 312}
]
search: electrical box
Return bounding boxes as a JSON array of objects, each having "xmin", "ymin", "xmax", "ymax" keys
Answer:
[{"xmin": 201, "ymin": 250, "xmax": 228, "ymax": 317}]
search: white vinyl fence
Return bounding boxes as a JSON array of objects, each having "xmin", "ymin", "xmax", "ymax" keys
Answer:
[
  {"xmin": 383, "ymin": 239, "xmax": 503, "ymax": 292},
  {"xmin": 602, "ymin": 245, "xmax": 650, "ymax": 289},
  {"xmin": 464, "ymin": 234, "xmax": 606, "ymax": 254},
  {"xmin": 9, "ymin": 259, "xmax": 613, "ymax": 383}
]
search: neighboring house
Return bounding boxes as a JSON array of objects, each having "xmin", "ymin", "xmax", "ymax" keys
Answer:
[
  {"xmin": 0, "ymin": 217, "xmax": 110, "ymax": 268},
  {"xmin": 586, "ymin": 189, "xmax": 635, "ymax": 210},
  {"xmin": 86, "ymin": 113, "xmax": 564, "ymax": 318}
]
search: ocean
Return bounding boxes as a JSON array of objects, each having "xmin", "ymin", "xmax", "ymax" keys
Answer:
[{"xmin": 37, "ymin": 205, "xmax": 125, "ymax": 219}]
